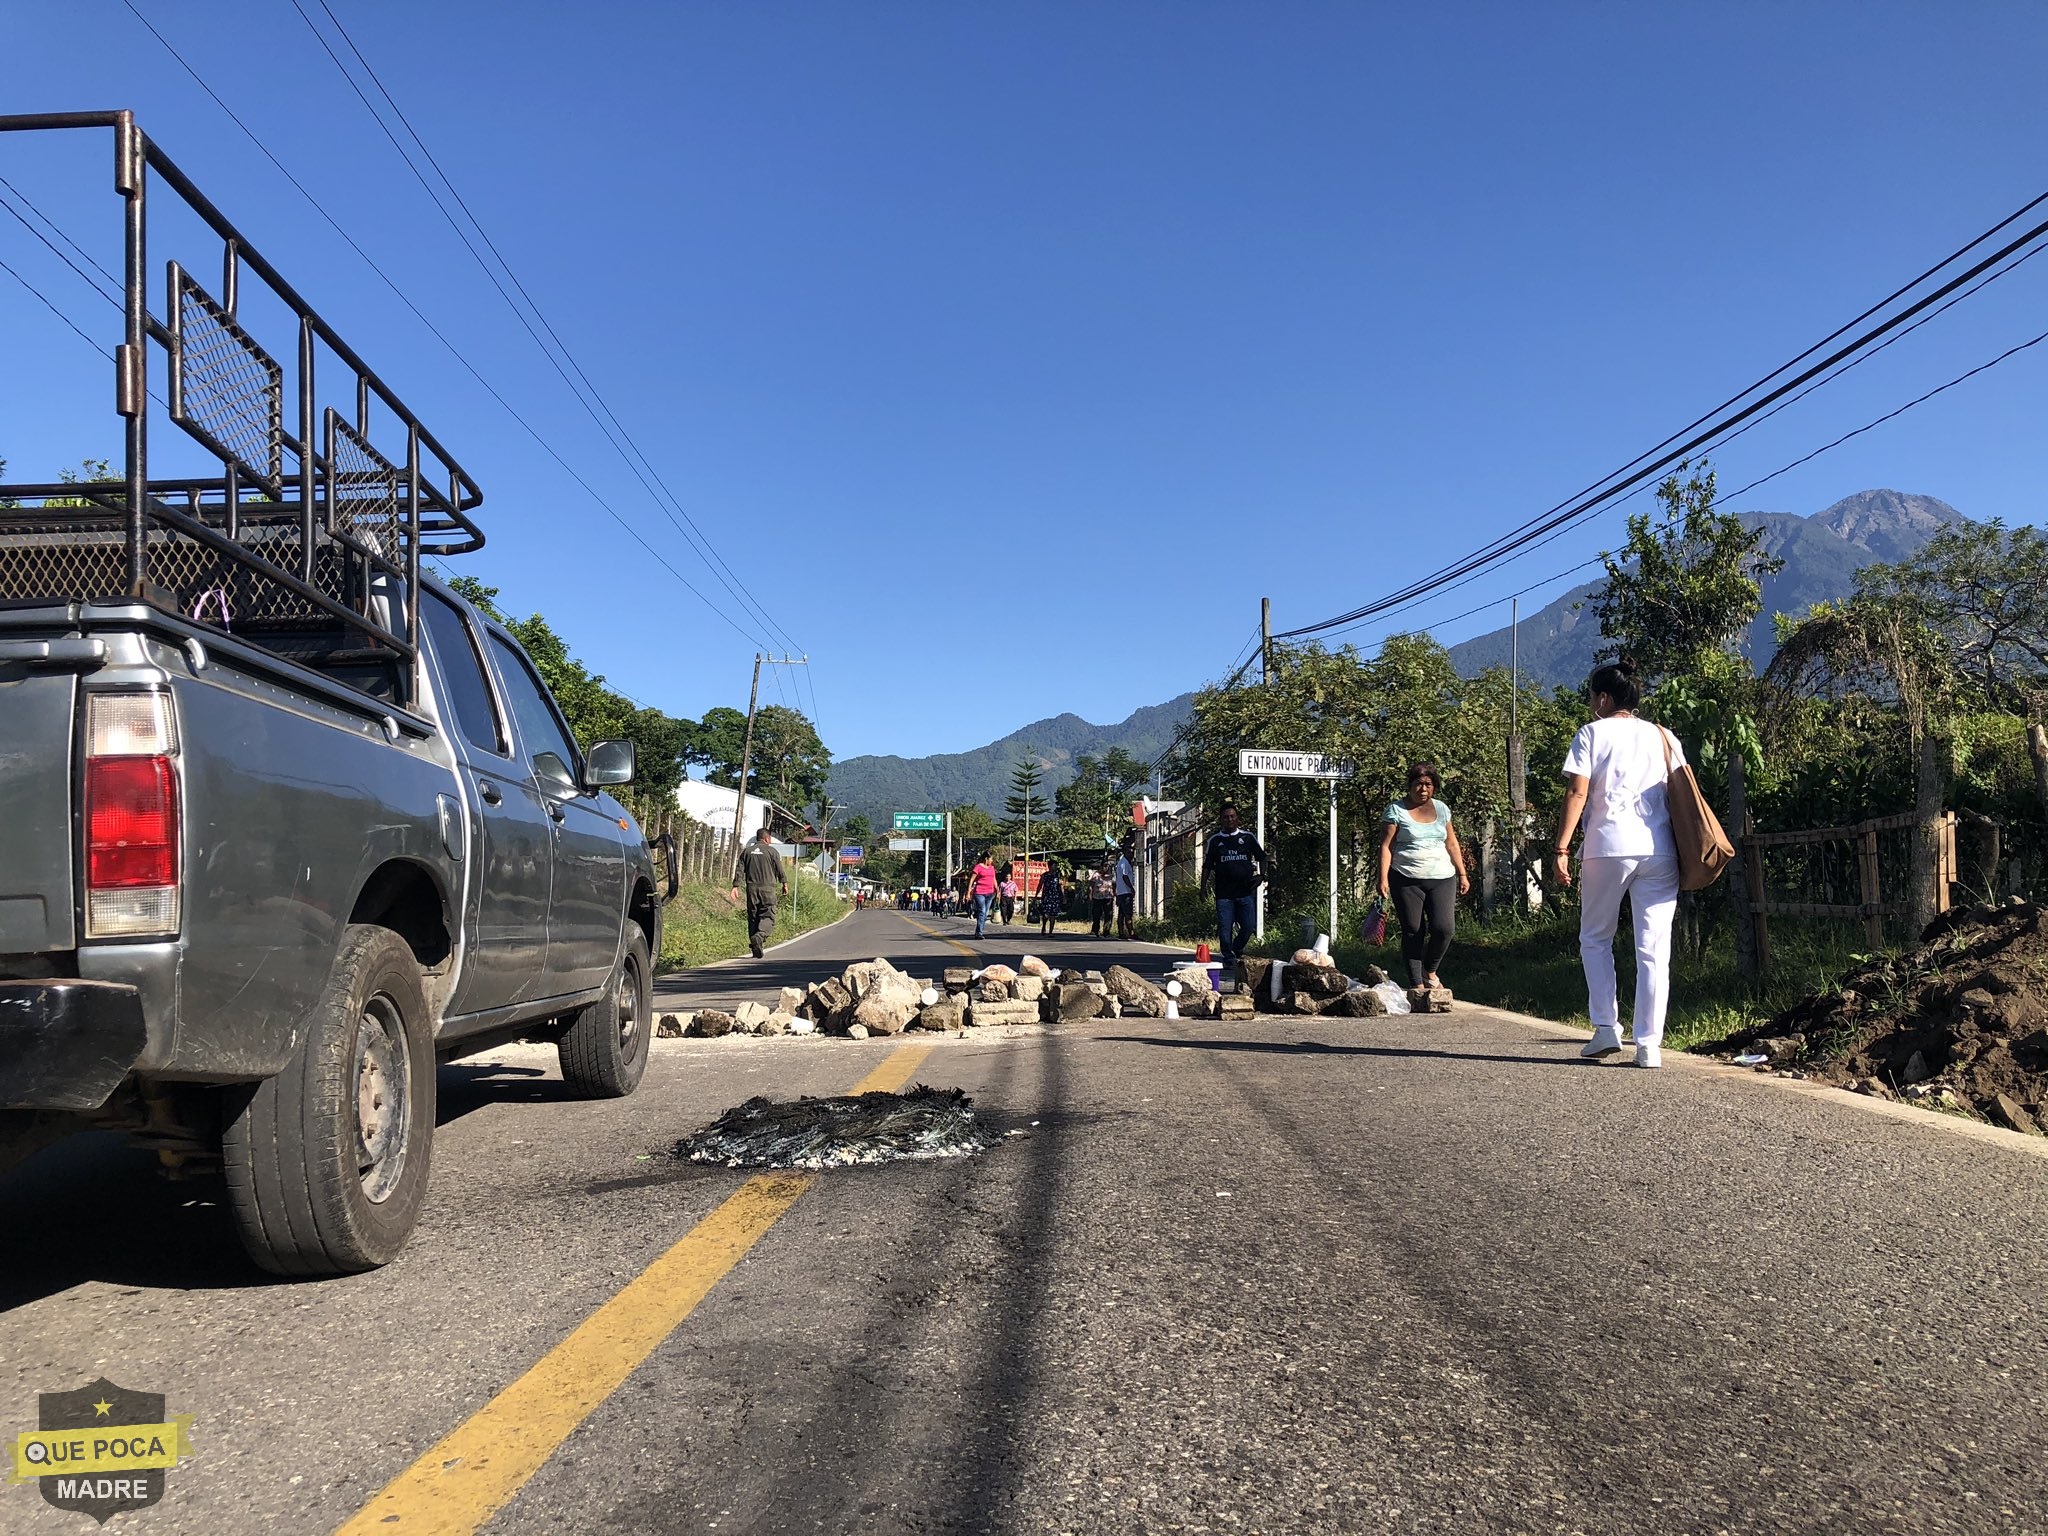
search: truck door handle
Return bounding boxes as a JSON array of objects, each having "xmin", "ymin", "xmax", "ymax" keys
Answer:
[
  {"xmin": 478, "ymin": 780, "xmax": 503, "ymax": 806},
  {"xmin": 548, "ymin": 803, "xmax": 566, "ymax": 824}
]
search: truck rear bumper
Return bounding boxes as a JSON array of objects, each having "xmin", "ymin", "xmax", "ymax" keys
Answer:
[{"xmin": 0, "ymin": 980, "xmax": 147, "ymax": 1111}]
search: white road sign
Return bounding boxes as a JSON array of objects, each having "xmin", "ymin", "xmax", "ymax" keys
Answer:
[
  {"xmin": 1237, "ymin": 749, "xmax": 1353, "ymax": 780},
  {"xmin": 887, "ymin": 837, "xmax": 926, "ymax": 852}
]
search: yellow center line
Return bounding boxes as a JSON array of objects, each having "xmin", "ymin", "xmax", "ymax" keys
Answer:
[
  {"xmin": 896, "ymin": 909, "xmax": 980, "ymax": 958},
  {"xmin": 335, "ymin": 1040, "xmax": 934, "ymax": 1535}
]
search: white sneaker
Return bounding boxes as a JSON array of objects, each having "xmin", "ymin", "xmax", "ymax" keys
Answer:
[
  {"xmin": 1633, "ymin": 1043, "xmax": 1662, "ymax": 1069},
  {"xmin": 1580, "ymin": 1027, "xmax": 1623, "ymax": 1059}
]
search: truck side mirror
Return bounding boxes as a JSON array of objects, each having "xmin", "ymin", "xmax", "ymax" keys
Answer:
[{"xmin": 583, "ymin": 739, "xmax": 636, "ymax": 788}]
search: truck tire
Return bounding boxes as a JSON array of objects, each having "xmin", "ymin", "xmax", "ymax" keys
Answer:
[
  {"xmin": 221, "ymin": 924, "xmax": 436, "ymax": 1276},
  {"xmin": 557, "ymin": 927, "xmax": 652, "ymax": 1099}
]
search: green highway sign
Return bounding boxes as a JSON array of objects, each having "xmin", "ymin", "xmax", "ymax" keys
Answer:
[{"xmin": 892, "ymin": 811, "xmax": 945, "ymax": 831}]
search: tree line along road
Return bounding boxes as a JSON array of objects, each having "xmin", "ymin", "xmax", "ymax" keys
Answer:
[{"xmin": 1, "ymin": 906, "xmax": 2043, "ymax": 1534}]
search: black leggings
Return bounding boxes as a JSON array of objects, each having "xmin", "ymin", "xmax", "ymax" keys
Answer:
[{"xmin": 1389, "ymin": 872, "xmax": 1456, "ymax": 987}]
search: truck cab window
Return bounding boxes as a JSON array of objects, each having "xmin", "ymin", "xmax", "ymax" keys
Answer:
[
  {"xmin": 420, "ymin": 592, "xmax": 504, "ymax": 754},
  {"xmin": 488, "ymin": 633, "xmax": 582, "ymax": 793}
]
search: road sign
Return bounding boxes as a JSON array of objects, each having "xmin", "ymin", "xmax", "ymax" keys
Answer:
[
  {"xmin": 1237, "ymin": 749, "xmax": 1354, "ymax": 780},
  {"xmin": 887, "ymin": 837, "xmax": 925, "ymax": 852},
  {"xmin": 892, "ymin": 812, "xmax": 945, "ymax": 832},
  {"xmin": 839, "ymin": 846, "xmax": 864, "ymax": 864}
]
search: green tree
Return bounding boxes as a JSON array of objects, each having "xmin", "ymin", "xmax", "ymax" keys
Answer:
[
  {"xmin": 1004, "ymin": 757, "xmax": 1051, "ymax": 833},
  {"xmin": 1593, "ymin": 461, "xmax": 1782, "ymax": 687},
  {"xmin": 749, "ymin": 705, "xmax": 832, "ymax": 811},
  {"xmin": 1055, "ymin": 747, "xmax": 1150, "ymax": 843},
  {"xmin": 443, "ymin": 574, "xmax": 693, "ymax": 811}
]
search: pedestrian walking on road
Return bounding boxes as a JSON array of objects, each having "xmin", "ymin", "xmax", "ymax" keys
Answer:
[
  {"xmin": 1201, "ymin": 802, "xmax": 1268, "ymax": 964},
  {"xmin": 1038, "ymin": 865, "xmax": 1064, "ymax": 936},
  {"xmin": 1551, "ymin": 656, "xmax": 1682, "ymax": 1069},
  {"xmin": 1089, "ymin": 865, "xmax": 1113, "ymax": 936},
  {"xmin": 999, "ymin": 871, "xmax": 1018, "ymax": 926},
  {"xmin": 1377, "ymin": 762, "xmax": 1468, "ymax": 991},
  {"xmin": 970, "ymin": 855, "xmax": 999, "ymax": 939},
  {"xmin": 732, "ymin": 826, "xmax": 787, "ymax": 959},
  {"xmin": 1113, "ymin": 849, "xmax": 1137, "ymax": 940}
]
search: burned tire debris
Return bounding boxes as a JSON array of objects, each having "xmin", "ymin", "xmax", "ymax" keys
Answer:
[{"xmin": 677, "ymin": 1086, "xmax": 1003, "ymax": 1169}]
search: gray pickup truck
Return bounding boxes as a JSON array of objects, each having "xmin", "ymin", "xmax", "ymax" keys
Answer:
[{"xmin": 0, "ymin": 112, "xmax": 660, "ymax": 1276}]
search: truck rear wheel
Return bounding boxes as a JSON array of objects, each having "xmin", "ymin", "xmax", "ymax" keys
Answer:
[
  {"xmin": 222, "ymin": 924, "xmax": 436, "ymax": 1276},
  {"xmin": 557, "ymin": 927, "xmax": 652, "ymax": 1099}
]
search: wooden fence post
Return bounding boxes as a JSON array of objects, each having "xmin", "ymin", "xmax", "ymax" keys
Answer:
[
  {"xmin": 1727, "ymin": 752, "xmax": 1759, "ymax": 987},
  {"xmin": 1480, "ymin": 818, "xmax": 1499, "ymax": 917},
  {"xmin": 1911, "ymin": 733, "xmax": 1948, "ymax": 937},
  {"xmin": 2029, "ymin": 722, "xmax": 2048, "ymax": 825},
  {"xmin": 1858, "ymin": 826, "xmax": 1884, "ymax": 948}
]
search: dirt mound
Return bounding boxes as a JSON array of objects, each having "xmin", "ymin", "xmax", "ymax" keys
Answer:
[{"xmin": 1712, "ymin": 899, "xmax": 2048, "ymax": 1132}]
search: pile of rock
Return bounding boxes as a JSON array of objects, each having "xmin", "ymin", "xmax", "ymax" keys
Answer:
[{"xmin": 652, "ymin": 945, "xmax": 1455, "ymax": 1044}]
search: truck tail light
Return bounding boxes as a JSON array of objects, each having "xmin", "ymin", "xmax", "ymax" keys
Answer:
[{"xmin": 84, "ymin": 693, "xmax": 181, "ymax": 938}]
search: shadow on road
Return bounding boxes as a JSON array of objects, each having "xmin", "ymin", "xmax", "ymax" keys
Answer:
[
  {"xmin": 1098, "ymin": 1033, "xmax": 1589, "ymax": 1069},
  {"xmin": 0, "ymin": 1134, "xmax": 259, "ymax": 1311},
  {"xmin": 0, "ymin": 1062, "xmax": 584, "ymax": 1310}
]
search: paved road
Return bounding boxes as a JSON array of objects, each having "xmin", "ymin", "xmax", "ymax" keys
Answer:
[{"xmin": 4, "ymin": 908, "xmax": 2046, "ymax": 1534}]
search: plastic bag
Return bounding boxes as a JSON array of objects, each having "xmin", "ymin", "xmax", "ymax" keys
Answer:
[
  {"xmin": 1370, "ymin": 980, "xmax": 1411, "ymax": 1014},
  {"xmin": 1360, "ymin": 895, "xmax": 1388, "ymax": 947}
]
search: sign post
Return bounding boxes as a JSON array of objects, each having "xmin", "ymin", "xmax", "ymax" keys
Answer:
[{"xmin": 1237, "ymin": 750, "xmax": 1353, "ymax": 943}]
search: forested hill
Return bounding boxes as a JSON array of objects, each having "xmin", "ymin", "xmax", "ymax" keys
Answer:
[
  {"xmin": 827, "ymin": 695, "xmax": 1195, "ymax": 821},
  {"xmin": 1445, "ymin": 489, "xmax": 1970, "ymax": 687}
]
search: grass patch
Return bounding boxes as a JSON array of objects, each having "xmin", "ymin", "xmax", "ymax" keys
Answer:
[
  {"xmin": 657, "ymin": 875, "xmax": 845, "ymax": 973},
  {"xmin": 1210, "ymin": 901, "xmax": 1882, "ymax": 1049}
]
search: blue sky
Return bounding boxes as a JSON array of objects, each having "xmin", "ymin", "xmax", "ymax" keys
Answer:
[{"xmin": 5, "ymin": 2, "xmax": 2047, "ymax": 761}]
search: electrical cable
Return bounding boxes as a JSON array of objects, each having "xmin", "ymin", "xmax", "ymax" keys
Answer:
[
  {"xmin": 0, "ymin": 185, "xmax": 120, "ymax": 306},
  {"xmin": 284, "ymin": 1, "xmax": 806, "ymax": 662},
  {"xmin": 1276, "ymin": 192, "xmax": 2048, "ymax": 639},
  {"xmin": 1315, "ymin": 316, "xmax": 2048, "ymax": 654},
  {"xmin": 0, "ymin": 252, "xmax": 106, "ymax": 353},
  {"xmin": 116, "ymin": 0, "xmax": 775, "ymax": 651}
]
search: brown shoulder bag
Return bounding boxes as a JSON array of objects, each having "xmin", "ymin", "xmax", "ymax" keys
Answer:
[{"xmin": 1657, "ymin": 725, "xmax": 1735, "ymax": 891}]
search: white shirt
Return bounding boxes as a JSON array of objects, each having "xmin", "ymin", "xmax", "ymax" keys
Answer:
[
  {"xmin": 1563, "ymin": 715, "xmax": 1686, "ymax": 859},
  {"xmin": 1113, "ymin": 857, "xmax": 1135, "ymax": 896}
]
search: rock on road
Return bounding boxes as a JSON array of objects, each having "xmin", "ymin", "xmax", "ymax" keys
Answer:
[{"xmin": 3, "ymin": 906, "xmax": 2045, "ymax": 1534}]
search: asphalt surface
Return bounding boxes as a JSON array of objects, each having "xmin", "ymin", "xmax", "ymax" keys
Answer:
[{"xmin": 4, "ymin": 906, "xmax": 2047, "ymax": 1534}]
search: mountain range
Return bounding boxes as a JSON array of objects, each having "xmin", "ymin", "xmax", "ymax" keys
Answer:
[
  {"xmin": 1443, "ymin": 489, "xmax": 1967, "ymax": 684},
  {"xmin": 827, "ymin": 694, "xmax": 1196, "ymax": 825},
  {"xmin": 828, "ymin": 490, "xmax": 1967, "ymax": 817}
]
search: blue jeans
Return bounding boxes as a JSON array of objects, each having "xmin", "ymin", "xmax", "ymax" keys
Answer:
[
  {"xmin": 973, "ymin": 893, "xmax": 993, "ymax": 936},
  {"xmin": 1216, "ymin": 893, "xmax": 1257, "ymax": 960}
]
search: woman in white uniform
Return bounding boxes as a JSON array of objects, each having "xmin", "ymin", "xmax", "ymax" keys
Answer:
[{"xmin": 1549, "ymin": 657, "xmax": 1684, "ymax": 1069}]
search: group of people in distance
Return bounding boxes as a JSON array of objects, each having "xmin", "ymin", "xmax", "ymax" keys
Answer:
[
  {"xmin": 961, "ymin": 850, "xmax": 1138, "ymax": 941},
  {"xmin": 1197, "ymin": 656, "xmax": 1682, "ymax": 1068}
]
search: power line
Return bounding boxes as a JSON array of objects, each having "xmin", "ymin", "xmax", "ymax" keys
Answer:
[
  {"xmin": 1276, "ymin": 188, "xmax": 2048, "ymax": 640},
  {"xmin": 1316, "ymin": 316, "xmax": 2048, "ymax": 653},
  {"xmin": 0, "ymin": 252, "xmax": 106, "ymax": 353},
  {"xmin": 0, "ymin": 181, "xmax": 120, "ymax": 305},
  {"xmin": 115, "ymin": 0, "xmax": 774, "ymax": 653},
  {"xmin": 286, "ymin": 0, "xmax": 807, "ymax": 663}
]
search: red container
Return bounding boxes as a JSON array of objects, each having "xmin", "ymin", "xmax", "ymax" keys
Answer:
[{"xmin": 1195, "ymin": 942, "xmax": 1211, "ymax": 963}]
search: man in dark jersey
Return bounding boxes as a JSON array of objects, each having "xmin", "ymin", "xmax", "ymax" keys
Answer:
[
  {"xmin": 732, "ymin": 826, "xmax": 788, "ymax": 958},
  {"xmin": 1200, "ymin": 802, "xmax": 1269, "ymax": 964}
]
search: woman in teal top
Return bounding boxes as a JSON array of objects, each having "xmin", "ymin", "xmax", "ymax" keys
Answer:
[{"xmin": 1375, "ymin": 761, "xmax": 1470, "ymax": 990}]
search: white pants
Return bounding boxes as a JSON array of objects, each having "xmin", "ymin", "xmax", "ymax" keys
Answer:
[{"xmin": 1579, "ymin": 854, "xmax": 1679, "ymax": 1046}]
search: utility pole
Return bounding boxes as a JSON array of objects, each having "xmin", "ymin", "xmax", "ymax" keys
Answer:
[
  {"xmin": 1508, "ymin": 597, "xmax": 1529, "ymax": 911},
  {"xmin": 726, "ymin": 652, "xmax": 808, "ymax": 883},
  {"xmin": 1257, "ymin": 596, "xmax": 1271, "ymax": 941}
]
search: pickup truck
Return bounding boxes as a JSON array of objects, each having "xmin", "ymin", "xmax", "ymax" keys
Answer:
[{"xmin": 0, "ymin": 112, "xmax": 660, "ymax": 1276}]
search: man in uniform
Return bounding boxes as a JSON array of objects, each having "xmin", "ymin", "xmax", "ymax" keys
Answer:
[{"xmin": 732, "ymin": 825, "xmax": 788, "ymax": 958}]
